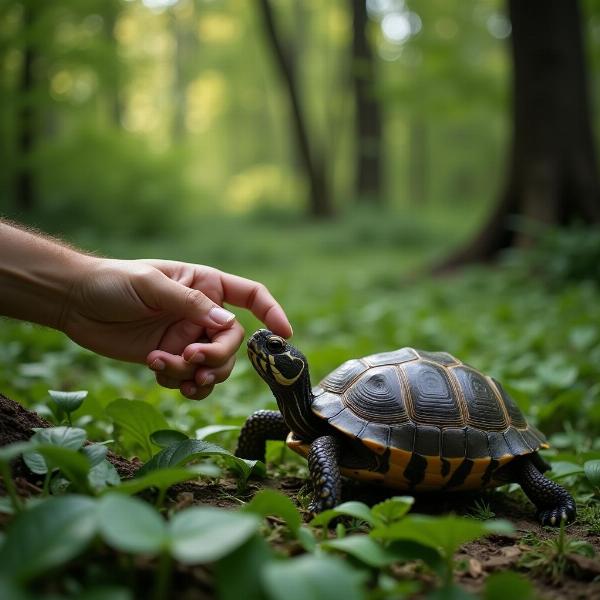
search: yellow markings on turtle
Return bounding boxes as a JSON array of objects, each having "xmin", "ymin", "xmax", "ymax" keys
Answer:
[
  {"xmin": 268, "ymin": 352, "xmax": 305, "ymax": 386},
  {"xmin": 287, "ymin": 433, "xmax": 516, "ymax": 492}
]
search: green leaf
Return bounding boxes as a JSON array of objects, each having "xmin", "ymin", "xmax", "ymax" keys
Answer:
[
  {"xmin": 584, "ymin": 459, "xmax": 600, "ymax": 487},
  {"xmin": 216, "ymin": 535, "xmax": 274, "ymax": 600},
  {"xmin": 34, "ymin": 445, "xmax": 92, "ymax": 490},
  {"xmin": 76, "ymin": 586, "xmax": 134, "ymax": 600},
  {"xmin": 169, "ymin": 506, "xmax": 261, "ymax": 564},
  {"xmin": 370, "ymin": 496, "xmax": 414, "ymax": 526},
  {"xmin": 48, "ymin": 389, "xmax": 88, "ymax": 414},
  {"xmin": 195, "ymin": 424, "xmax": 240, "ymax": 440},
  {"xmin": 137, "ymin": 439, "xmax": 265, "ymax": 485},
  {"xmin": 149, "ymin": 429, "xmax": 189, "ymax": 448},
  {"xmin": 310, "ymin": 501, "xmax": 376, "ymax": 529},
  {"xmin": 0, "ymin": 495, "xmax": 97, "ymax": 582},
  {"xmin": 261, "ymin": 554, "xmax": 367, "ymax": 600},
  {"xmin": 110, "ymin": 467, "xmax": 200, "ymax": 496},
  {"xmin": 321, "ymin": 535, "xmax": 402, "ymax": 568},
  {"xmin": 82, "ymin": 443, "xmax": 109, "ymax": 467},
  {"xmin": 0, "ymin": 576, "xmax": 32, "ymax": 600},
  {"xmin": 484, "ymin": 572, "xmax": 534, "ymax": 600},
  {"xmin": 106, "ymin": 399, "xmax": 169, "ymax": 460},
  {"xmin": 322, "ymin": 535, "xmax": 442, "ymax": 571},
  {"xmin": 427, "ymin": 584, "xmax": 478, "ymax": 600},
  {"xmin": 371, "ymin": 515, "xmax": 514, "ymax": 559},
  {"xmin": 243, "ymin": 489, "xmax": 302, "ymax": 535},
  {"xmin": 0, "ymin": 441, "xmax": 37, "ymax": 463},
  {"xmin": 23, "ymin": 426, "xmax": 87, "ymax": 474},
  {"xmin": 97, "ymin": 494, "xmax": 167, "ymax": 554},
  {"xmin": 88, "ymin": 460, "xmax": 121, "ymax": 491}
]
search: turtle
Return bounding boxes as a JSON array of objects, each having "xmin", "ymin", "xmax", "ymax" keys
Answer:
[{"xmin": 235, "ymin": 329, "xmax": 576, "ymax": 526}]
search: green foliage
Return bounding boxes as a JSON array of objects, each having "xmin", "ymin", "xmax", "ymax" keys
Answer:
[
  {"xmin": 137, "ymin": 438, "xmax": 265, "ymax": 489},
  {"xmin": 483, "ymin": 572, "xmax": 534, "ymax": 600},
  {"xmin": 0, "ymin": 495, "xmax": 97, "ymax": 583},
  {"xmin": 519, "ymin": 521, "xmax": 596, "ymax": 583},
  {"xmin": 504, "ymin": 223, "xmax": 600, "ymax": 286},
  {"xmin": 48, "ymin": 390, "xmax": 88, "ymax": 425},
  {"xmin": 261, "ymin": 554, "xmax": 368, "ymax": 600},
  {"xmin": 106, "ymin": 399, "xmax": 169, "ymax": 461}
]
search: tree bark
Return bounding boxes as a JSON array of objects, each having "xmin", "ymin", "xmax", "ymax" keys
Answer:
[
  {"xmin": 409, "ymin": 117, "xmax": 427, "ymax": 205},
  {"xmin": 257, "ymin": 0, "xmax": 333, "ymax": 218},
  {"xmin": 15, "ymin": 2, "xmax": 37, "ymax": 212},
  {"xmin": 351, "ymin": 0, "xmax": 383, "ymax": 204},
  {"xmin": 438, "ymin": 0, "xmax": 600, "ymax": 270}
]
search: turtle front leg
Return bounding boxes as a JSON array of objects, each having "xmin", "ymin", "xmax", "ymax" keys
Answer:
[
  {"xmin": 515, "ymin": 456, "xmax": 577, "ymax": 526},
  {"xmin": 235, "ymin": 410, "xmax": 289, "ymax": 462},
  {"xmin": 307, "ymin": 435, "xmax": 342, "ymax": 513}
]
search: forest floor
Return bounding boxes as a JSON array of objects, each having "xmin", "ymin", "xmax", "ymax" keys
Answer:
[{"xmin": 157, "ymin": 473, "xmax": 600, "ymax": 600}]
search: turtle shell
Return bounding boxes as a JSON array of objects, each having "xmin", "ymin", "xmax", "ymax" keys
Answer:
[{"xmin": 287, "ymin": 348, "xmax": 549, "ymax": 492}]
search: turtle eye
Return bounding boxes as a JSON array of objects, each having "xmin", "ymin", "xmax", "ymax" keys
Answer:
[{"xmin": 266, "ymin": 336, "xmax": 286, "ymax": 353}]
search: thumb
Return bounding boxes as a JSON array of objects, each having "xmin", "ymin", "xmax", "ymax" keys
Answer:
[{"xmin": 149, "ymin": 273, "xmax": 236, "ymax": 327}]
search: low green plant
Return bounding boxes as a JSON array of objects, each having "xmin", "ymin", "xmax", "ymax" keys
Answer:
[
  {"xmin": 519, "ymin": 520, "xmax": 596, "ymax": 583},
  {"xmin": 467, "ymin": 498, "xmax": 496, "ymax": 521}
]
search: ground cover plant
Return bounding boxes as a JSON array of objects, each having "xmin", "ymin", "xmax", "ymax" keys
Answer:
[{"xmin": 0, "ymin": 221, "xmax": 599, "ymax": 599}]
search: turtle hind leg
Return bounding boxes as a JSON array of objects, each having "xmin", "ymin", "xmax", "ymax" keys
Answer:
[
  {"xmin": 515, "ymin": 456, "xmax": 577, "ymax": 526},
  {"xmin": 307, "ymin": 435, "xmax": 342, "ymax": 513},
  {"xmin": 235, "ymin": 410, "xmax": 289, "ymax": 462}
]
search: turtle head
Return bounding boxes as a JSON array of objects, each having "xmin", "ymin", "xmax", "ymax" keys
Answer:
[{"xmin": 247, "ymin": 329, "xmax": 307, "ymax": 389}]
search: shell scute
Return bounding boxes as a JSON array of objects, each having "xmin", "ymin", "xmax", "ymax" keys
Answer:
[
  {"xmin": 487, "ymin": 431, "xmax": 512, "ymax": 459},
  {"xmin": 503, "ymin": 427, "xmax": 533, "ymax": 455},
  {"xmin": 328, "ymin": 407, "xmax": 366, "ymax": 437},
  {"xmin": 414, "ymin": 425, "xmax": 441, "ymax": 455},
  {"xmin": 465, "ymin": 427, "xmax": 489, "ymax": 459},
  {"xmin": 320, "ymin": 359, "xmax": 368, "ymax": 394},
  {"xmin": 416, "ymin": 350, "xmax": 461, "ymax": 366},
  {"xmin": 389, "ymin": 422, "xmax": 416, "ymax": 453},
  {"xmin": 312, "ymin": 392, "xmax": 344, "ymax": 419},
  {"xmin": 491, "ymin": 378, "xmax": 528, "ymax": 428},
  {"xmin": 441, "ymin": 427, "xmax": 467, "ymax": 458},
  {"xmin": 451, "ymin": 366, "xmax": 508, "ymax": 430},
  {"xmin": 344, "ymin": 366, "xmax": 408, "ymax": 423},
  {"xmin": 364, "ymin": 347, "xmax": 419, "ymax": 367},
  {"xmin": 402, "ymin": 361, "xmax": 464, "ymax": 427}
]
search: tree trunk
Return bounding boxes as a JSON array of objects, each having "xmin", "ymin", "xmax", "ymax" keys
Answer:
[
  {"xmin": 351, "ymin": 0, "xmax": 383, "ymax": 204},
  {"xmin": 257, "ymin": 0, "xmax": 333, "ymax": 218},
  {"xmin": 409, "ymin": 117, "xmax": 427, "ymax": 205},
  {"xmin": 102, "ymin": 0, "xmax": 123, "ymax": 127},
  {"xmin": 438, "ymin": 0, "xmax": 600, "ymax": 269},
  {"xmin": 15, "ymin": 2, "xmax": 37, "ymax": 212}
]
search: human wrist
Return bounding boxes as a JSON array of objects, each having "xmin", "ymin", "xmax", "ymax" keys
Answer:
[{"xmin": 0, "ymin": 222, "xmax": 100, "ymax": 331}]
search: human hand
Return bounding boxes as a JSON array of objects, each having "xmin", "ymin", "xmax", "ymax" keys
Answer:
[{"xmin": 62, "ymin": 257, "xmax": 292, "ymax": 399}]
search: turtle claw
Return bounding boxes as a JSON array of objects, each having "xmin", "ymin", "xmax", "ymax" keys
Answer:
[
  {"xmin": 537, "ymin": 502, "xmax": 577, "ymax": 527},
  {"xmin": 308, "ymin": 494, "xmax": 336, "ymax": 514}
]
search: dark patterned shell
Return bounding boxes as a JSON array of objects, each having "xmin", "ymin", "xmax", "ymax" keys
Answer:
[{"xmin": 306, "ymin": 348, "xmax": 548, "ymax": 491}]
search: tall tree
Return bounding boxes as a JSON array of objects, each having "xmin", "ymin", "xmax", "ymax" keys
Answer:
[
  {"xmin": 440, "ymin": 0, "xmax": 600, "ymax": 268},
  {"xmin": 257, "ymin": 0, "xmax": 333, "ymax": 218},
  {"xmin": 101, "ymin": 0, "xmax": 124, "ymax": 127},
  {"xmin": 351, "ymin": 0, "xmax": 382, "ymax": 204},
  {"xmin": 15, "ymin": 1, "xmax": 37, "ymax": 212}
]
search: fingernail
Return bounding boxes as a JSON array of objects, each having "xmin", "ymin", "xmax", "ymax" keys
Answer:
[
  {"xmin": 200, "ymin": 374, "xmax": 215, "ymax": 387},
  {"xmin": 209, "ymin": 306, "xmax": 236, "ymax": 325},
  {"xmin": 185, "ymin": 351, "xmax": 205, "ymax": 364},
  {"xmin": 186, "ymin": 384, "xmax": 198, "ymax": 396},
  {"xmin": 150, "ymin": 359, "xmax": 165, "ymax": 371}
]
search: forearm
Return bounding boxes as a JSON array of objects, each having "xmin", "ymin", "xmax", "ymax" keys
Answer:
[{"xmin": 0, "ymin": 221, "xmax": 99, "ymax": 330}]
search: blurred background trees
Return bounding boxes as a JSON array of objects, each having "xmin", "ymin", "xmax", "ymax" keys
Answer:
[{"xmin": 1, "ymin": 0, "xmax": 600, "ymax": 264}]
